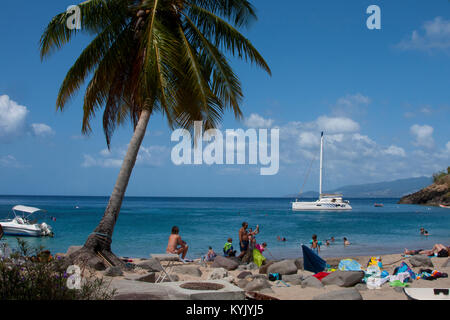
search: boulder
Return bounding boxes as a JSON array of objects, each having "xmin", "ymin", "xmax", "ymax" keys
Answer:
[
  {"xmin": 212, "ymin": 256, "xmax": 239, "ymax": 270},
  {"xmin": 236, "ymin": 279, "xmax": 250, "ymax": 289},
  {"xmin": 301, "ymin": 276, "xmax": 324, "ymax": 288},
  {"xmin": 137, "ymin": 259, "xmax": 163, "ymax": 272},
  {"xmin": 104, "ymin": 266, "xmax": 124, "ymax": 277},
  {"xmin": 136, "ymin": 273, "xmax": 156, "ymax": 283},
  {"xmin": 267, "ymin": 260, "xmax": 298, "ymax": 275},
  {"xmin": 249, "ymin": 274, "xmax": 268, "ymax": 280},
  {"xmin": 208, "ymin": 267, "xmax": 228, "ymax": 280},
  {"xmin": 409, "ymin": 256, "xmax": 433, "ymax": 268},
  {"xmin": 172, "ymin": 265, "xmax": 202, "ymax": 277},
  {"xmin": 66, "ymin": 246, "xmax": 82, "ymax": 257},
  {"xmin": 245, "ymin": 279, "xmax": 272, "ymax": 292},
  {"xmin": 282, "ymin": 274, "xmax": 303, "ymax": 285},
  {"xmin": 321, "ymin": 271, "xmax": 365, "ymax": 287},
  {"xmin": 237, "ymin": 271, "xmax": 253, "ymax": 279},
  {"xmin": 247, "ymin": 262, "xmax": 259, "ymax": 270},
  {"xmin": 294, "ymin": 258, "xmax": 303, "ymax": 270},
  {"xmin": 313, "ymin": 288, "xmax": 363, "ymax": 300},
  {"xmin": 442, "ymin": 258, "xmax": 449, "ymax": 268},
  {"xmin": 259, "ymin": 261, "xmax": 276, "ymax": 274},
  {"xmin": 241, "ymin": 250, "xmax": 254, "ymax": 264},
  {"xmin": 88, "ymin": 257, "xmax": 106, "ymax": 271}
]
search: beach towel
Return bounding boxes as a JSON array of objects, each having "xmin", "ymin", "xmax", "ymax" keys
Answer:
[
  {"xmin": 302, "ymin": 244, "xmax": 327, "ymax": 274},
  {"xmin": 313, "ymin": 272, "xmax": 330, "ymax": 281},
  {"xmin": 393, "ymin": 262, "xmax": 416, "ymax": 280},
  {"xmin": 253, "ymin": 248, "xmax": 266, "ymax": 267},
  {"xmin": 338, "ymin": 259, "xmax": 362, "ymax": 271}
]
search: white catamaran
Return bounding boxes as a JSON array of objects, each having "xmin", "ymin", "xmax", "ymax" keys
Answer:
[{"xmin": 292, "ymin": 132, "xmax": 352, "ymax": 211}]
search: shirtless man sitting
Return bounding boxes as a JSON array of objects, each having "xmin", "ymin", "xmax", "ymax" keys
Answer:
[{"xmin": 166, "ymin": 226, "xmax": 189, "ymax": 259}]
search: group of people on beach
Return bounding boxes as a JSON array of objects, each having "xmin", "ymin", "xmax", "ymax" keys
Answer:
[{"xmin": 165, "ymin": 221, "xmax": 268, "ymax": 262}]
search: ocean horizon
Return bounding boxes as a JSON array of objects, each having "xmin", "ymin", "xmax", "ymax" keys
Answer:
[{"xmin": 1, "ymin": 195, "xmax": 449, "ymax": 260}]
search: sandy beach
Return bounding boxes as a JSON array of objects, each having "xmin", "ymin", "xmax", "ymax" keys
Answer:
[{"xmin": 86, "ymin": 251, "xmax": 450, "ymax": 300}]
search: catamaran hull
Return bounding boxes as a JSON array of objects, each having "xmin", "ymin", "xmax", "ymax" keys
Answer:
[{"xmin": 292, "ymin": 202, "xmax": 352, "ymax": 211}]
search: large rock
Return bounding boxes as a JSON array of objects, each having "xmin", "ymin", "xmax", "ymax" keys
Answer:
[
  {"xmin": 313, "ymin": 288, "xmax": 363, "ymax": 300},
  {"xmin": 212, "ymin": 256, "xmax": 239, "ymax": 271},
  {"xmin": 137, "ymin": 273, "xmax": 156, "ymax": 283},
  {"xmin": 245, "ymin": 279, "xmax": 272, "ymax": 292},
  {"xmin": 241, "ymin": 250, "xmax": 254, "ymax": 264},
  {"xmin": 282, "ymin": 274, "xmax": 303, "ymax": 285},
  {"xmin": 267, "ymin": 260, "xmax": 298, "ymax": 275},
  {"xmin": 301, "ymin": 276, "xmax": 324, "ymax": 288},
  {"xmin": 137, "ymin": 259, "xmax": 163, "ymax": 272},
  {"xmin": 66, "ymin": 246, "xmax": 82, "ymax": 257},
  {"xmin": 172, "ymin": 265, "xmax": 202, "ymax": 277},
  {"xmin": 113, "ymin": 293, "xmax": 167, "ymax": 300},
  {"xmin": 247, "ymin": 262, "xmax": 259, "ymax": 270},
  {"xmin": 104, "ymin": 266, "xmax": 124, "ymax": 277},
  {"xmin": 208, "ymin": 268, "xmax": 228, "ymax": 280},
  {"xmin": 259, "ymin": 261, "xmax": 276, "ymax": 274},
  {"xmin": 236, "ymin": 279, "xmax": 250, "ymax": 289},
  {"xmin": 237, "ymin": 271, "xmax": 253, "ymax": 279},
  {"xmin": 321, "ymin": 271, "xmax": 365, "ymax": 287},
  {"xmin": 442, "ymin": 258, "xmax": 449, "ymax": 268},
  {"xmin": 409, "ymin": 256, "xmax": 433, "ymax": 268},
  {"xmin": 294, "ymin": 258, "xmax": 303, "ymax": 270}
]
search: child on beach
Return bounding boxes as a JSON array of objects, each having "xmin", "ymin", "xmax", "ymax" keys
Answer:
[
  {"xmin": 223, "ymin": 238, "xmax": 236, "ymax": 257},
  {"xmin": 202, "ymin": 246, "xmax": 217, "ymax": 262},
  {"xmin": 310, "ymin": 234, "xmax": 320, "ymax": 254},
  {"xmin": 255, "ymin": 242, "xmax": 267, "ymax": 254}
]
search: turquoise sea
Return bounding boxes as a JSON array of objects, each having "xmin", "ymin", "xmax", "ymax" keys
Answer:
[{"xmin": 0, "ymin": 196, "xmax": 449, "ymax": 260}]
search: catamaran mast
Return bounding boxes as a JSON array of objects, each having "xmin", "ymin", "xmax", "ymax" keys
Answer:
[{"xmin": 319, "ymin": 132, "xmax": 324, "ymax": 197}]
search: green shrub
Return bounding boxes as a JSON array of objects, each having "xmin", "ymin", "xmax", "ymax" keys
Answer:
[{"xmin": 0, "ymin": 239, "xmax": 115, "ymax": 300}]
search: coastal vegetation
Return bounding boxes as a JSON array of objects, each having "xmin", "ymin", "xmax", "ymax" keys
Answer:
[
  {"xmin": 39, "ymin": 0, "xmax": 270, "ymax": 269},
  {"xmin": 0, "ymin": 239, "xmax": 114, "ymax": 300},
  {"xmin": 399, "ymin": 167, "xmax": 450, "ymax": 206}
]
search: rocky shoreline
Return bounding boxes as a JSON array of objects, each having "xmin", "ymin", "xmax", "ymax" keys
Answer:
[
  {"xmin": 398, "ymin": 174, "xmax": 450, "ymax": 207},
  {"xmin": 62, "ymin": 246, "xmax": 450, "ymax": 300}
]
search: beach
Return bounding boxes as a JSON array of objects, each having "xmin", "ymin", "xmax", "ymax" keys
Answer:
[{"xmin": 79, "ymin": 251, "xmax": 450, "ymax": 300}]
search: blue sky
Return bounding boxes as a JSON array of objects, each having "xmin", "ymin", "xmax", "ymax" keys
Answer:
[{"xmin": 0, "ymin": 0, "xmax": 449, "ymax": 197}]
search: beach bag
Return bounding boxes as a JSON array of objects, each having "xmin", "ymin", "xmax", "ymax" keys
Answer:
[
  {"xmin": 268, "ymin": 273, "xmax": 282, "ymax": 281},
  {"xmin": 252, "ymin": 248, "xmax": 266, "ymax": 267},
  {"xmin": 393, "ymin": 262, "xmax": 416, "ymax": 280}
]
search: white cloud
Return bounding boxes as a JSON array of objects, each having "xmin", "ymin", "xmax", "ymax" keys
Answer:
[
  {"xmin": 244, "ymin": 113, "xmax": 274, "ymax": 128},
  {"xmin": 0, "ymin": 155, "xmax": 25, "ymax": 168},
  {"xmin": 316, "ymin": 116, "xmax": 360, "ymax": 133},
  {"xmin": 332, "ymin": 93, "xmax": 371, "ymax": 116},
  {"xmin": 446, "ymin": 141, "xmax": 450, "ymax": 154},
  {"xmin": 31, "ymin": 123, "xmax": 54, "ymax": 137},
  {"xmin": 82, "ymin": 145, "xmax": 170, "ymax": 168},
  {"xmin": 383, "ymin": 145, "xmax": 406, "ymax": 157},
  {"xmin": 397, "ymin": 17, "xmax": 450, "ymax": 52},
  {"xmin": 410, "ymin": 124, "xmax": 434, "ymax": 148},
  {"xmin": 0, "ymin": 95, "xmax": 28, "ymax": 141}
]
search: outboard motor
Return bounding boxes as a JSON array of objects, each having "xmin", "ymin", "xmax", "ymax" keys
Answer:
[{"xmin": 40, "ymin": 223, "xmax": 54, "ymax": 237}]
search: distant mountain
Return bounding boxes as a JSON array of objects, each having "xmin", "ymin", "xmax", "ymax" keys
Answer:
[{"xmin": 287, "ymin": 176, "xmax": 433, "ymax": 198}]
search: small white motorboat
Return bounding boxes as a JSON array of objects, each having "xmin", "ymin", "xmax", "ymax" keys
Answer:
[{"xmin": 0, "ymin": 205, "xmax": 53, "ymax": 237}]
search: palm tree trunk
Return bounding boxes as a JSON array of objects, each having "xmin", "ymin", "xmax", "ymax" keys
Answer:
[{"xmin": 68, "ymin": 108, "xmax": 151, "ymax": 269}]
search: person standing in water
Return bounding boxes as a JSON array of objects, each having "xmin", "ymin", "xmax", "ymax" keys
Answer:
[{"xmin": 310, "ymin": 234, "xmax": 321, "ymax": 254}]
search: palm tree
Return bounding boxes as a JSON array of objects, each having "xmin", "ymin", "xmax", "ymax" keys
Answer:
[{"xmin": 40, "ymin": 0, "xmax": 270, "ymax": 269}]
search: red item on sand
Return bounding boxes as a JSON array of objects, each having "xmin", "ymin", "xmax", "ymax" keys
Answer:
[{"xmin": 313, "ymin": 272, "xmax": 330, "ymax": 281}]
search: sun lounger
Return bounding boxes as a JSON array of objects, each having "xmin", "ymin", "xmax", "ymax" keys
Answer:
[{"xmin": 151, "ymin": 253, "xmax": 182, "ymax": 283}]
